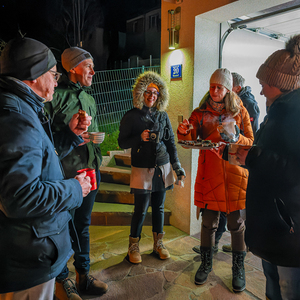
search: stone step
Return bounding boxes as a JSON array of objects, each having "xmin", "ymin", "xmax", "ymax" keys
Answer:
[
  {"xmin": 91, "ymin": 202, "xmax": 171, "ymax": 226},
  {"xmin": 100, "ymin": 166, "xmax": 131, "ymax": 185},
  {"xmin": 96, "ymin": 182, "xmax": 134, "ymax": 205},
  {"xmin": 114, "ymin": 153, "xmax": 131, "ymax": 167}
]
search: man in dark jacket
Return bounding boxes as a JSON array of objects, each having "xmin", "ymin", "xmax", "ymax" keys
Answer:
[
  {"xmin": 0, "ymin": 37, "xmax": 92, "ymax": 298},
  {"xmin": 232, "ymin": 72, "xmax": 260, "ymax": 137},
  {"xmin": 45, "ymin": 47, "xmax": 107, "ymax": 299}
]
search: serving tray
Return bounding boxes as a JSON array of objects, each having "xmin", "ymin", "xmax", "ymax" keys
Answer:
[{"xmin": 178, "ymin": 139, "xmax": 219, "ymax": 150}]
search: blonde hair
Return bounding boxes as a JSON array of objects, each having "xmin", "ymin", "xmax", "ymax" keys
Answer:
[{"xmin": 224, "ymin": 91, "xmax": 241, "ymax": 117}]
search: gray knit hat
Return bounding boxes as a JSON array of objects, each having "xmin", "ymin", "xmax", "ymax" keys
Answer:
[
  {"xmin": 0, "ymin": 37, "xmax": 56, "ymax": 81},
  {"xmin": 61, "ymin": 47, "xmax": 93, "ymax": 72},
  {"xmin": 256, "ymin": 34, "xmax": 300, "ymax": 91},
  {"xmin": 210, "ymin": 68, "xmax": 233, "ymax": 91}
]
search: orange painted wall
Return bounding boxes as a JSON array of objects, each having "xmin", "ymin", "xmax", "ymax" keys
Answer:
[{"xmin": 160, "ymin": 0, "xmax": 237, "ymax": 234}]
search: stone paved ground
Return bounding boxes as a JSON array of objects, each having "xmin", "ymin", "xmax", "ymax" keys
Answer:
[{"xmin": 66, "ymin": 225, "xmax": 265, "ymax": 300}]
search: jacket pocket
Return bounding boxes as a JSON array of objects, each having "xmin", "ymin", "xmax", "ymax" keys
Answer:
[
  {"xmin": 274, "ymin": 198, "xmax": 295, "ymax": 234},
  {"xmin": 32, "ymin": 211, "xmax": 71, "ymax": 238}
]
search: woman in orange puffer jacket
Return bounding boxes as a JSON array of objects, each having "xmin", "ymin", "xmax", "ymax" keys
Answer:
[{"xmin": 177, "ymin": 68, "xmax": 253, "ymax": 293}]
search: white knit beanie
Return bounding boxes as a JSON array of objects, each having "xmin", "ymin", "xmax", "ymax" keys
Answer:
[
  {"xmin": 61, "ymin": 47, "xmax": 93, "ymax": 72},
  {"xmin": 210, "ymin": 68, "xmax": 233, "ymax": 91}
]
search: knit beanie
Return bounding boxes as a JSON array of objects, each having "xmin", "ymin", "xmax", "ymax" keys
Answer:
[
  {"xmin": 256, "ymin": 34, "xmax": 300, "ymax": 91},
  {"xmin": 210, "ymin": 68, "xmax": 233, "ymax": 91},
  {"xmin": 61, "ymin": 47, "xmax": 93, "ymax": 72},
  {"xmin": 0, "ymin": 37, "xmax": 56, "ymax": 81}
]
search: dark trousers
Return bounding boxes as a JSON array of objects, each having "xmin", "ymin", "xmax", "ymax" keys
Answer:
[
  {"xmin": 57, "ymin": 170, "xmax": 101, "ymax": 280},
  {"xmin": 201, "ymin": 209, "xmax": 246, "ymax": 252},
  {"xmin": 130, "ymin": 191, "xmax": 166, "ymax": 238}
]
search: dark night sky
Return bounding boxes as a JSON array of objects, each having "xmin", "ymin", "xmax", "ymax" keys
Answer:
[{"xmin": 0, "ymin": 0, "xmax": 160, "ymax": 70}]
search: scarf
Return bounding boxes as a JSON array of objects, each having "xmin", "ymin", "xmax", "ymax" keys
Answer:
[{"xmin": 208, "ymin": 97, "xmax": 225, "ymax": 113}]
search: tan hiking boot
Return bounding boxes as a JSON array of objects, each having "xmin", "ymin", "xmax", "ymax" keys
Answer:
[
  {"xmin": 222, "ymin": 243, "xmax": 232, "ymax": 252},
  {"xmin": 55, "ymin": 278, "xmax": 82, "ymax": 300},
  {"xmin": 75, "ymin": 270, "xmax": 108, "ymax": 296},
  {"xmin": 128, "ymin": 236, "xmax": 142, "ymax": 264},
  {"xmin": 153, "ymin": 232, "xmax": 170, "ymax": 259}
]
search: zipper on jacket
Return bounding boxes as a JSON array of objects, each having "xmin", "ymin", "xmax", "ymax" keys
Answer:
[{"xmin": 222, "ymin": 159, "xmax": 230, "ymax": 214}]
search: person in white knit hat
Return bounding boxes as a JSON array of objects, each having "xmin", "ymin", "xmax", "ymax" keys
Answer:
[
  {"xmin": 237, "ymin": 34, "xmax": 300, "ymax": 300},
  {"xmin": 177, "ymin": 68, "xmax": 254, "ymax": 293}
]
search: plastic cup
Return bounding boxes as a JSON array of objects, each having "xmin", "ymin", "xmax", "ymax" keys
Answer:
[
  {"xmin": 228, "ymin": 144, "xmax": 251, "ymax": 165},
  {"xmin": 77, "ymin": 168, "xmax": 97, "ymax": 191},
  {"xmin": 88, "ymin": 132, "xmax": 105, "ymax": 144}
]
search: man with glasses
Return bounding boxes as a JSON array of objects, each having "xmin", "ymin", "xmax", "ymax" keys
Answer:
[
  {"xmin": 45, "ymin": 47, "xmax": 107, "ymax": 299},
  {"xmin": 0, "ymin": 37, "xmax": 92, "ymax": 299}
]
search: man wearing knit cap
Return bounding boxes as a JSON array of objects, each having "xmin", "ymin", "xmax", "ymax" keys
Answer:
[
  {"xmin": 237, "ymin": 34, "xmax": 300, "ymax": 299},
  {"xmin": 45, "ymin": 47, "xmax": 107, "ymax": 299},
  {"xmin": 0, "ymin": 37, "xmax": 92, "ymax": 298}
]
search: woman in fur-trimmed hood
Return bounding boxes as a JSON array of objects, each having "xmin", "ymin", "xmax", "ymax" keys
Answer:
[
  {"xmin": 118, "ymin": 71, "xmax": 185, "ymax": 265},
  {"xmin": 132, "ymin": 71, "xmax": 169, "ymax": 111}
]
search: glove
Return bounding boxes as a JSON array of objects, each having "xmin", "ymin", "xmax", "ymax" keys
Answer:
[
  {"xmin": 220, "ymin": 124, "xmax": 240, "ymax": 143},
  {"xmin": 172, "ymin": 162, "xmax": 186, "ymax": 178}
]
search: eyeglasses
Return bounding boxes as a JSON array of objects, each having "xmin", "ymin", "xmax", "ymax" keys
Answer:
[
  {"xmin": 144, "ymin": 90, "xmax": 159, "ymax": 96},
  {"xmin": 49, "ymin": 70, "xmax": 62, "ymax": 82}
]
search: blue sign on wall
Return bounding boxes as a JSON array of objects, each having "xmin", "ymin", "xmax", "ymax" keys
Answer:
[{"xmin": 171, "ymin": 64, "xmax": 182, "ymax": 79}]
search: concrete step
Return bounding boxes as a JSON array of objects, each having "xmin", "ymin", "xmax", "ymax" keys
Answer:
[
  {"xmin": 91, "ymin": 202, "xmax": 171, "ymax": 226},
  {"xmin": 100, "ymin": 166, "xmax": 131, "ymax": 185},
  {"xmin": 114, "ymin": 152, "xmax": 131, "ymax": 167},
  {"xmin": 96, "ymin": 182, "xmax": 134, "ymax": 205}
]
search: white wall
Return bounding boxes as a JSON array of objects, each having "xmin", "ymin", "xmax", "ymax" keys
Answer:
[{"xmin": 222, "ymin": 29, "xmax": 285, "ymax": 123}]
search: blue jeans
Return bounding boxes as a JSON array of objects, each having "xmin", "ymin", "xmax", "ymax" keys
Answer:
[
  {"xmin": 262, "ymin": 260, "xmax": 300, "ymax": 300},
  {"xmin": 57, "ymin": 170, "xmax": 100, "ymax": 280},
  {"xmin": 130, "ymin": 191, "xmax": 166, "ymax": 238}
]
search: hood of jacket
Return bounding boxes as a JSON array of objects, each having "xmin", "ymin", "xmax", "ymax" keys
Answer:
[
  {"xmin": 0, "ymin": 75, "xmax": 44, "ymax": 115},
  {"xmin": 239, "ymin": 86, "xmax": 255, "ymax": 102},
  {"xmin": 132, "ymin": 71, "xmax": 169, "ymax": 112}
]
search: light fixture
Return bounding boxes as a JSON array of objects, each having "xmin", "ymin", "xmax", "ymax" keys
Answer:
[{"xmin": 168, "ymin": 7, "xmax": 181, "ymax": 50}]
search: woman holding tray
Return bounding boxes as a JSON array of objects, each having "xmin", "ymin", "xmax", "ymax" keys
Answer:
[{"xmin": 177, "ymin": 68, "xmax": 253, "ymax": 292}]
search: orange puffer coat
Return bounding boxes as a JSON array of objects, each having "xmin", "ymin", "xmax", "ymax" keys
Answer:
[{"xmin": 178, "ymin": 100, "xmax": 254, "ymax": 213}]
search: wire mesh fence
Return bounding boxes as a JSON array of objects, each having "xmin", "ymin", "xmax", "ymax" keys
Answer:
[{"xmin": 89, "ymin": 66, "xmax": 160, "ymax": 134}]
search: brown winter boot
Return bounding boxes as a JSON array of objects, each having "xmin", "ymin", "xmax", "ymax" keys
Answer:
[
  {"xmin": 153, "ymin": 232, "xmax": 170, "ymax": 259},
  {"xmin": 128, "ymin": 236, "xmax": 142, "ymax": 264},
  {"xmin": 75, "ymin": 270, "xmax": 108, "ymax": 296},
  {"xmin": 55, "ymin": 278, "xmax": 82, "ymax": 300}
]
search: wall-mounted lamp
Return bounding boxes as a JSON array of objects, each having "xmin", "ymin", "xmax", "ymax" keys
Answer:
[{"xmin": 168, "ymin": 7, "xmax": 181, "ymax": 50}]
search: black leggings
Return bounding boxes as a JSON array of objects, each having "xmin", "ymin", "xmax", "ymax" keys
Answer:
[{"xmin": 130, "ymin": 191, "xmax": 166, "ymax": 238}]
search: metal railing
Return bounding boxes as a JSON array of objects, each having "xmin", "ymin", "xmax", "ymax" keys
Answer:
[{"xmin": 89, "ymin": 66, "xmax": 160, "ymax": 134}]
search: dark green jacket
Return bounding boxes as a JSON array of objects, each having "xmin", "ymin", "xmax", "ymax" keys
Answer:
[{"xmin": 45, "ymin": 79, "xmax": 102, "ymax": 178}]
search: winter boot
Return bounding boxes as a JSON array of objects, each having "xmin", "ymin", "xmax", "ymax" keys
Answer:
[
  {"xmin": 55, "ymin": 278, "xmax": 82, "ymax": 300},
  {"xmin": 153, "ymin": 232, "xmax": 170, "ymax": 259},
  {"xmin": 232, "ymin": 251, "xmax": 246, "ymax": 292},
  {"xmin": 75, "ymin": 270, "xmax": 108, "ymax": 296},
  {"xmin": 128, "ymin": 236, "xmax": 142, "ymax": 264},
  {"xmin": 194, "ymin": 247, "xmax": 213, "ymax": 285}
]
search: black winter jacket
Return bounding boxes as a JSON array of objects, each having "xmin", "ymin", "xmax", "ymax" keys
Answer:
[
  {"xmin": 0, "ymin": 77, "xmax": 83, "ymax": 293},
  {"xmin": 239, "ymin": 86, "xmax": 260, "ymax": 137},
  {"xmin": 118, "ymin": 106, "xmax": 180, "ymax": 169},
  {"xmin": 245, "ymin": 88, "xmax": 300, "ymax": 267}
]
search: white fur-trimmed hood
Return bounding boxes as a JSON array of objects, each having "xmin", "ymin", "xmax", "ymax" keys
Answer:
[{"xmin": 132, "ymin": 71, "xmax": 169, "ymax": 111}]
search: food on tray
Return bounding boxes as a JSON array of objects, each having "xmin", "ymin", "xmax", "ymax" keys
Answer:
[
  {"xmin": 78, "ymin": 109, "xmax": 87, "ymax": 119},
  {"xmin": 178, "ymin": 139, "xmax": 219, "ymax": 149}
]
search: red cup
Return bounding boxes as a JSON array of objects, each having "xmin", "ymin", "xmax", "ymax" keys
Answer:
[{"xmin": 77, "ymin": 168, "xmax": 97, "ymax": 191}]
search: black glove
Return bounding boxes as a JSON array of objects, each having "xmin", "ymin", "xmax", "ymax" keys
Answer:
[
  {"xmin": 220, "ymin": 124, "xmax": 240, "ymax": 143},
  {"xmin": 172, "ymin": 162, "xmax": 186, "ymax": 178}
]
